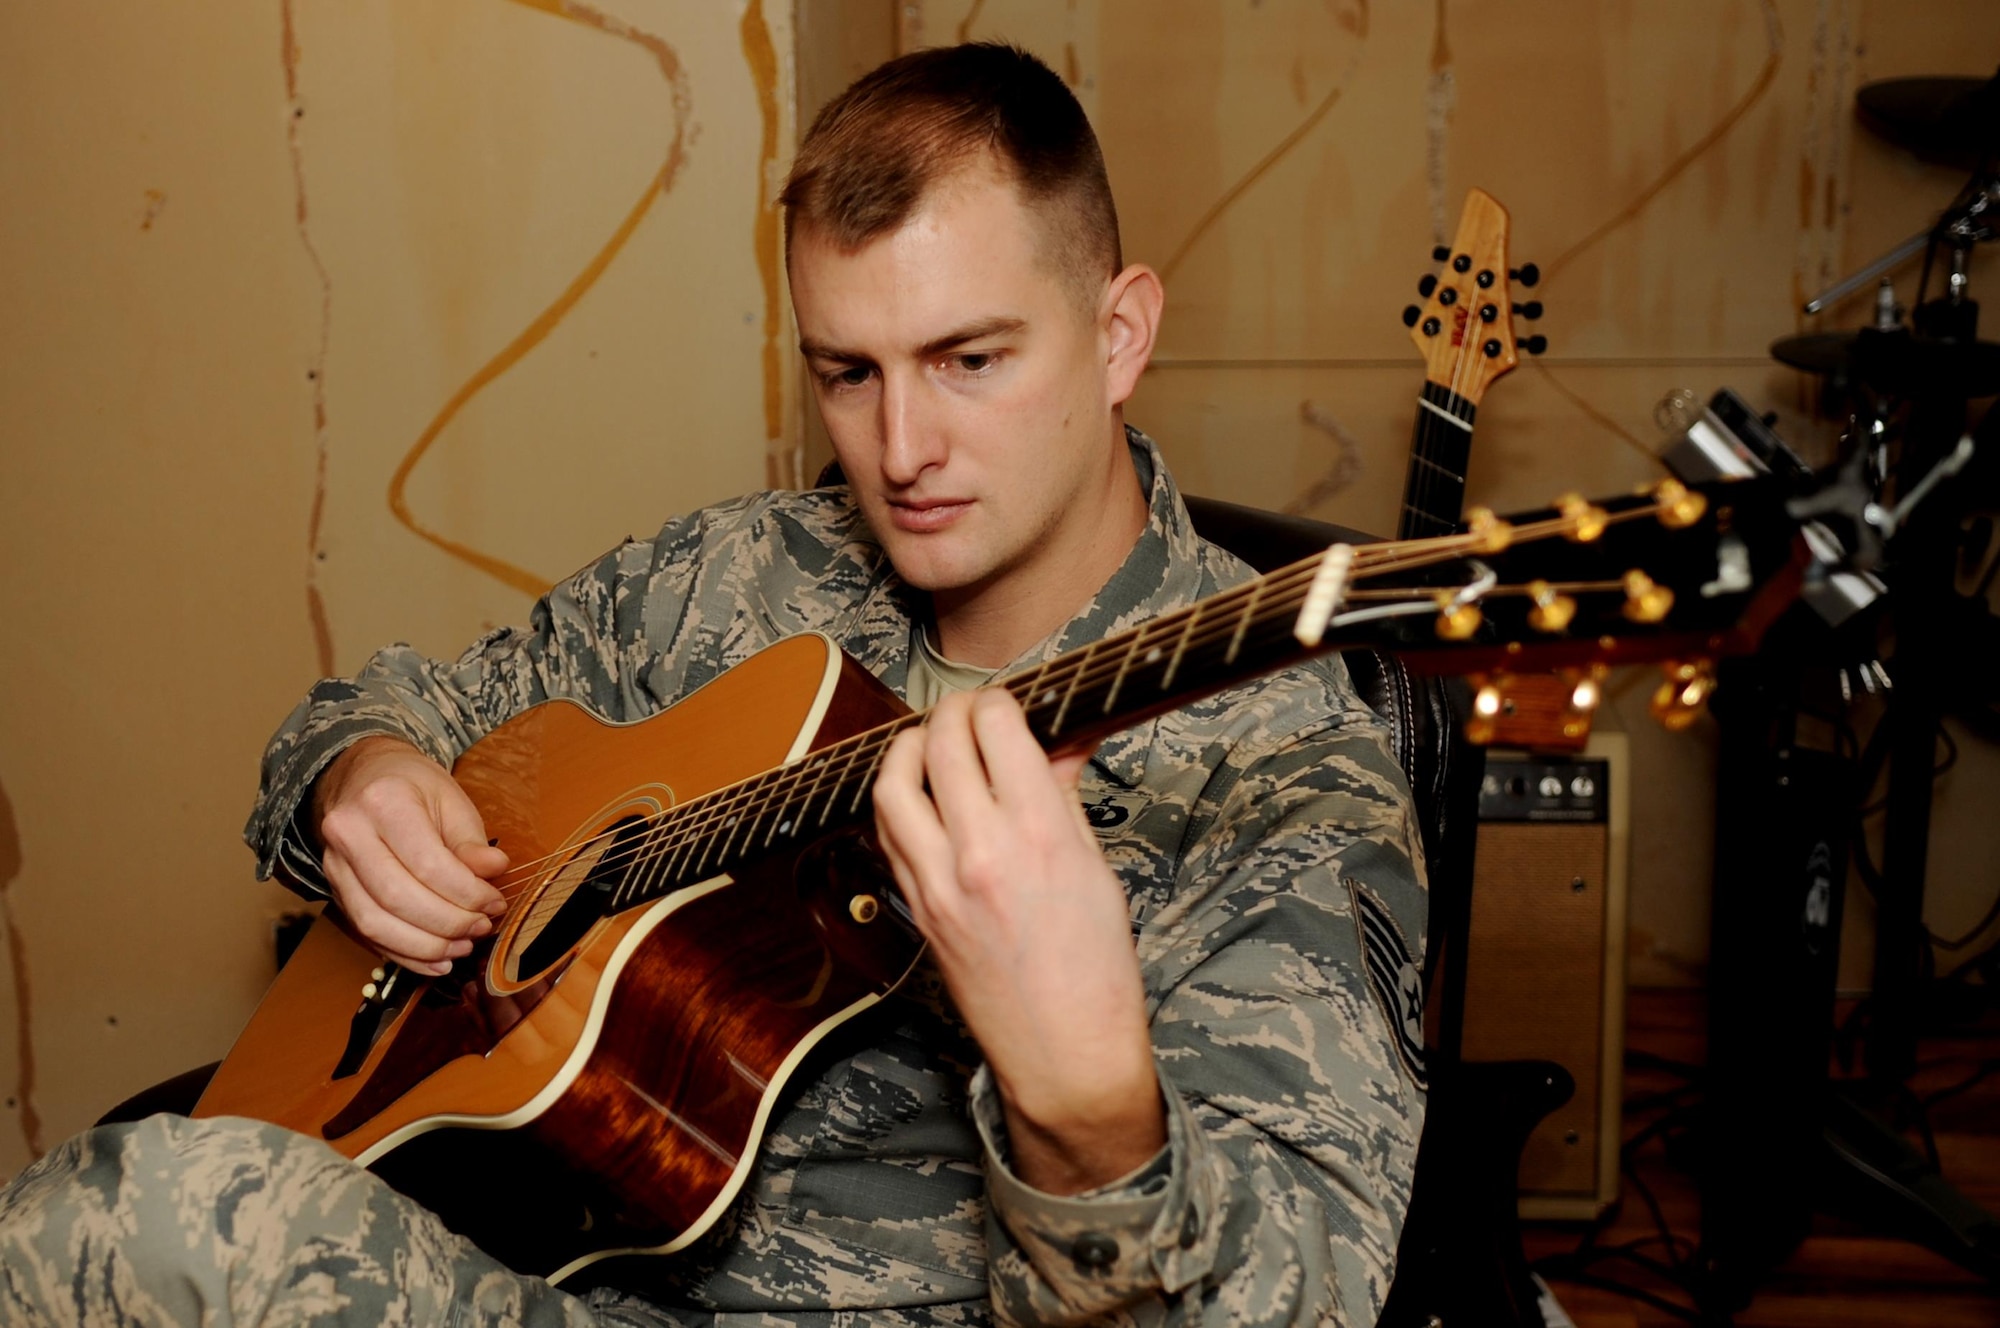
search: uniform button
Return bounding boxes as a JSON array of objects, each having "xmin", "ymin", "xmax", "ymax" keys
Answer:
[
  {"xmin": 1179, "ymin": 1208, "xmax": 1201, "ymax": 1249},
  {"xmin": 1070, "ymin": 1232, "xmax": 1120, "ymax": 1273}
]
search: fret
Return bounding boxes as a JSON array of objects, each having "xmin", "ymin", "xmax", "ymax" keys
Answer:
[
  {"xmin": 661, "ymin": 803, "xmax": 706, "ymax": 887},
  {"xmin": 1161, "ymin": 603, "xmax": 1203, "ymax": 691},
  {"xmin": 821, "ymin": 734, "xmax": 869, "ymax": 828},
  {"xmin": 849, "ymin": 735, "xmax": 887, "ymax": 815},
  {"xmin": 1407, "ymin": 452, "xmax": 1466, "ymax": 484},
  {"xmin": 774, "ymin": 751, "xmax": 831, "ymax": 846},
  {"xmin": 1224, "ymin": 577, "xmax": 1264, "ymax": 665},
  {"xmin": 1417, "ymin": 395, "xmax": 1473, "ymax": 432},
  {"xmin": 1101, "ymin": 625, "xmax": 1140, "ymax": 714},
  {"xmin": 617, "ymin": 825, "xmax": 666, "ymax": 909},
  {"xmin": 1049, "ymin": 640, "xmax": 1095, "ymax": 736}
]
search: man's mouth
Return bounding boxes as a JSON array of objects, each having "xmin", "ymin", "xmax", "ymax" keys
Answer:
[{"xmin": 886, "ymin": 498, "xmax": 973, "ymax": 533}]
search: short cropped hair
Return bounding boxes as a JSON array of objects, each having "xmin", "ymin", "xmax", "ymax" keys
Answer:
[{"xmin": 780, "ymin": 43, "xmax": 1122, "ymax": 303}]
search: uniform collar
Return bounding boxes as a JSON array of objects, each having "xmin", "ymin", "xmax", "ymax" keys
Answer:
[{"xmin": 834, "ymin": 426, "xmax": 1230, "ymax": 788}]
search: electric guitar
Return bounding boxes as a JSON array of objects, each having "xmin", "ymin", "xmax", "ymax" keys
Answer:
[
  {"xmin": 197, "ymin": 476, "xmax": 1812, "ymax": 1284},
  {"xmin": 1399, "ymin": 188, "xmax": 1593, "ymax": 749}
]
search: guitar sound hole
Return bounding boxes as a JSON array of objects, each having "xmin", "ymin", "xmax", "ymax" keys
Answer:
[{"xmin": 512, "ymin": 815, "xmax": 649, "ymax": 981}]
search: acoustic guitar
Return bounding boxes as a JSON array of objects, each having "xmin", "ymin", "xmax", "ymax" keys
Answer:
[{"xmin": 197, "ymin": 476, "xmax": 1811, "ymax": 1284}]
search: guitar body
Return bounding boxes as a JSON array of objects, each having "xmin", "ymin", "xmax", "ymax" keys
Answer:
[{"xmin": 196, "ymin": 633, "xmax": 926, "ymax": 1282}]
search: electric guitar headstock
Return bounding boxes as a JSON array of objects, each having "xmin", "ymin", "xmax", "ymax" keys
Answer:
[{"xmin": 1403, "ymin": 187, "xmax": 1546, "ymax": 410}]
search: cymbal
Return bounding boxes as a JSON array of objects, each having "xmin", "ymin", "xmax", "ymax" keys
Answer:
[
  {"xmin": 1771, "ymin": 327, "xmax": 2000, "ymax": 398},
  {"xmin": 1855, "ymin": 71, "xmax": 1999, "ymax": 167}
]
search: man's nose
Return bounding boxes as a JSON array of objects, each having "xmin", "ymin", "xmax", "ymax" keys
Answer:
[{"xmin": 879, "ymin": 372, "xmax": 946, "ymax": 485}]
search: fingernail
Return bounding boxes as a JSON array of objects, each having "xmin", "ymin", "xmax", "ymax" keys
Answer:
[
  {"xmin": 485, "ymin": 901, "xmax": 508, "ymax": 918},
  {"xmin": 448, "ymin": 939, "xmax": 472, "ymax": 957},
  {"xmin": 471, "ymin": 917, "xmax": 493, "ymax": 937}
]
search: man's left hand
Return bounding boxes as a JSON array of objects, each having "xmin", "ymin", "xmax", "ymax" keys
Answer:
[{"xmin": 874, "ymin": 688, "xmax": 1167, "ymax": 1195}]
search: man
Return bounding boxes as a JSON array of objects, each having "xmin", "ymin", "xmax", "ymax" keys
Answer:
[{"xmin": 0, "ymin": 44, "xmax": 1424, "ymax": 1327}]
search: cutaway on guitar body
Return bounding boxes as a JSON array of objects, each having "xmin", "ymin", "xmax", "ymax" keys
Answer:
[{"xmin": 195, "ymin": 633, "xmax": 928, "ymax": 1281}]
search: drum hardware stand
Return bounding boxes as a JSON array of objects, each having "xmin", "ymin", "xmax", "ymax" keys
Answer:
[{"xmin": 1693, "ymin": 148, "xmax": 2000, "ymax": 1305}]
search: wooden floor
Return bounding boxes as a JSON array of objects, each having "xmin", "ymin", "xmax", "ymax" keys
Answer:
[{"xmin": 1523, "ymin": 989, "xmax": 2000, "ymax": 1327}]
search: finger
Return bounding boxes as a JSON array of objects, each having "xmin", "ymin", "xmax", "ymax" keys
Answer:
[
  {"xmin": 921, "ymin": 692, "xmax": 1000, "ymax": 839},
  {"xmin": 438, "ymin": 792, "xmax": 511, "ymax": 912},
  {"xmin": 330, "ymin": 816, "xmax": 494, "ymax": 943},
  {"xmin": 874, "ymin": 728, "xmax": 958, "ymax": 915},
  {"xmin": 871, "ymin": 803, "xmax": 935, "ymax": 936},
  {"xmin": 968, "ymin": 689, "xmax": 1072, "ymax": 817},
  {"xmin": 373, "ymin": 802, "xmax": 507, "ymax": 925},
  {"xmin": 325, "ymin": 855, "xmax": 471, "ymax": 976}
]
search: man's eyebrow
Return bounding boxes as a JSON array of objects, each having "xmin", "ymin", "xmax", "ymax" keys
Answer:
[
  {"xmin": 914, "ymin": 317, "xmax": 1026, "ymax": 359},
  {"xmin": 797, "ymin": 317, "xmax": 1027, "ymax": 364}
]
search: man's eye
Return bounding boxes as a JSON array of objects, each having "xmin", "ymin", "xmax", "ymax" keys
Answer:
[
  {"xmin": 822, "ymin": 366, "xmax": 872, "ymax": 390},
  {"xmin": 955, "ymin": 352, "xmax": 998, "ymax": 374}
]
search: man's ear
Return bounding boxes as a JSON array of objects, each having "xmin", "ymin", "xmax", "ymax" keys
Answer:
[{"xmin": 1101, "ymin": 263, "xmax": 1164, "ymax": 409}]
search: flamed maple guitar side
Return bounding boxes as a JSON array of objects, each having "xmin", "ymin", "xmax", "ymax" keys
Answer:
[{"xmin": 196, "ymin": 633, "xmax": 928, "ymax": 1283}]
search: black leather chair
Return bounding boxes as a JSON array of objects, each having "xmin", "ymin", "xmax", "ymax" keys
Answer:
[{"xmin": 1179, "ymin": 495, "xmax": 1564, "ymax": 1328}]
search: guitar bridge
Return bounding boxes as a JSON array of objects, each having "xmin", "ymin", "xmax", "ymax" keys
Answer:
[{"xmin": 332, "ymin": 963, "xmax": 414, "ymax": 1080}]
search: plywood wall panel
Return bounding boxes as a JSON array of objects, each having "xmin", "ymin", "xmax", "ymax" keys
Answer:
[
  {"xmin": 910, "ymin": 0, "xmax": 2000, "ymax": 991},
  {"xmin": 0, "ymin": 0, "xmax": 799, "ymax": 1172}
]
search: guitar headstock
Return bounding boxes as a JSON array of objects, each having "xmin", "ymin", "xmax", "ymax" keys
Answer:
[
  {"xmin": 1308, "ymin": 477, "xmax": 1820, "ymax": 736},
  {"xmin": 1403, "ymin": 188, "xmax": 1546, "ymax": 408}
]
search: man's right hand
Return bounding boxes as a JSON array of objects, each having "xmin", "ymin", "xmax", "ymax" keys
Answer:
[{"xmin": 312, "ymin": 736, "xmax": 511, "ymax": 975}]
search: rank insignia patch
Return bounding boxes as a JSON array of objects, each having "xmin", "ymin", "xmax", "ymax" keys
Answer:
[{"xmin": 1349, "ymin": 879, "xmax": 1428, "ymax": 1089}]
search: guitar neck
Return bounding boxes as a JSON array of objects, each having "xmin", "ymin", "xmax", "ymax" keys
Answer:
[
  {"xmin": 605, "ymin": 552, "xmax": 1350, "ymax": 914},
  {"xmin": 600, "ymin": 476, "xmax": 1806, "ymax": 918},
  {"xmin": 1398, "ymin": 381, "xmax": 1477, "ymax": 541}
]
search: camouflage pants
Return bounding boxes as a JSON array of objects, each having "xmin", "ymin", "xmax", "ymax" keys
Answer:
[{"xmin": 0, "ymin": 1115, "xmax": 681, "ymax": 1328}]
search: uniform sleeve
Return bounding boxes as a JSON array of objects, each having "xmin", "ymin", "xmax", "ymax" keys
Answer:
[
  {"xmin": 241, "ymin": 505, "xmax": 728, "ymax": 897},
  {"xmin": 976, "ymin": 695, "xmax": 1429, "ymax": 1327}
]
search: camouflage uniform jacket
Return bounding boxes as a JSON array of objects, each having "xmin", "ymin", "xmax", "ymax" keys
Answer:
[{"xmin": 243, "ymin": 430, "xmax": 1429, "ymax": 1327}]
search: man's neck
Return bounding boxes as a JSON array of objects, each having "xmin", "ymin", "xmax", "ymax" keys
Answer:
[{"xmin": 931, "ymin": 435, "xmax": 1150, "ymax": 668}]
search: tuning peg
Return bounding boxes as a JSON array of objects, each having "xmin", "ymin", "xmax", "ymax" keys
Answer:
[
  {"xmin": 1482, "ymin": 338, "xmax": 1502, "ymax": 359},
  {"xmin": 1556, "ymin": 493, "xmax": 1608, "ymax": 542},
  {"xmin": 1521, "ymin": 334, "xmax": 1548, "ymax": 355},
  {"xmin": 1418, "ymin": 273, "xmax": 1439, "ymax": 298},
  {"xmin": 1421, "ymin": 316, "xmax": 1441, "ymax": 337},
  {"xmin": 1512, "ymin": 300, "xmax": 1544, "ymax": 320},
  {"xmin": 1622, "ymin": 570, "xmax": 1675, "ymax": 623},
  {"xmin": 1526, "ymin": 580, "xmax": 1577, "ymax": 633},
  {"xmin": 1432, "ymin": 244, "xmax": 1451, "ymax": 262},
  {"xmin": 1511, "ymin": 262, "xmax": 1541, "ymax": 287},
  {"xmin": 1402, "ymin": 304, "xmax": 1422, "ymax": 327}
]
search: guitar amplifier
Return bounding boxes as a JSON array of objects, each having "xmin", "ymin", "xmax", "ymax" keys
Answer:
[{"xmin": 1460, "ymin": 732, "xmax": 1630, "ymax": 1220}]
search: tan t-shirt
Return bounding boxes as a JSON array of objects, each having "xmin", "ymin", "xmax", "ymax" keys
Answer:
[{"xmin": 903, "ymin": 622, "xmax": 999, "ymax": 711}]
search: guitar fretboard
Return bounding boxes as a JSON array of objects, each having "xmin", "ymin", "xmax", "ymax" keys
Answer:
[
  {"xmin": 600, "ymin": 550, "xmax": 1342, "ymax": 914},
  {"xmin": 1399, "ymin": 381, "xmax": 1477, "ymax": 541}
]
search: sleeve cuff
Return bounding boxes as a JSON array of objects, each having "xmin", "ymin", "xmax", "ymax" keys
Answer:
[{"xmin": 971, "ymin": 1061, "xmax": 1226, "ymax": 1306}]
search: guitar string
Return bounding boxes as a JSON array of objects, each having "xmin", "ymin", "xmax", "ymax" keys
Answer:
[
  {"xmin": 493, "ymin": 500, "xmax": 1654, "ymax": 918},
  {"xmin": 492, "ymin": 528, "xmax": 1460, "ymax": 915},
  {"xmin": 490, "ymin": 521, "xmax": 1494, "ymax": 904},
  {"xmin": 498, "ymin": 500, "xmax": 1672, "ymax": 931},
  {"xmin": 497, "ymin": 505, "xmax": 1608, "ymax": 923}
]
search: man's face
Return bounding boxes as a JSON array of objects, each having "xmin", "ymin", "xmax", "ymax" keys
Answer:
[{"xmin": 789, "ymin": 167, "xmax": 1124, "ymax": 617}]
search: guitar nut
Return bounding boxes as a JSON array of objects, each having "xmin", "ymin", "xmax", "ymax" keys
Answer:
[{"xmin": 849, "ymin": 894, "xmax": 880, "ymax": 924}]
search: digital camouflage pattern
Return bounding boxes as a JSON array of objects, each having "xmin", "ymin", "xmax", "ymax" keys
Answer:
[{"xmin": 0, "ymin": 432, "xmax": 1427, "ymax": 1326}]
